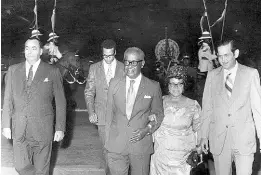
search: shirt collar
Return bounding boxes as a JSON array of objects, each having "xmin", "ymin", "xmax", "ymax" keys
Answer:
[{"xmin": 26, "ymin": 59, "xmax": 41, "ymax": 71}]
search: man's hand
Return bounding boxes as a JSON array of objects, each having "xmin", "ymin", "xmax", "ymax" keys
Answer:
[
  {"xmin": 53, "ymin": 131, "xmax": 65, "ymax": 142},
  {"xmin": 200, "ymin": 138, "xmax": 209, "ymax": 154},
  {"xmin": 89, "ymin": 113, "xmax": 98, "ymax": 124},
  {"xmin": 130, "ymin": 127, "xmax": 149, "ymax": 143},
  {"xmin": 2, "ymin": 128, "xmax": 12, "ymax": 139}
]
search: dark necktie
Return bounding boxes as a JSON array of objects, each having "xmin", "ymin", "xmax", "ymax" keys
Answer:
[
  {"xmin": 225, "ymin": 73, "xmax": 233, "ymax": 97},
  {"xmin": 27, "ymin": 65, "xmax": 34, "ymax": 87}
]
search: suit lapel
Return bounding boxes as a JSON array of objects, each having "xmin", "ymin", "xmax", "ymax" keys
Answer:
[
  {"xmin": 130, "ymin": 75, "xmax": 146, "ymax": 119},
  {"xmin": 229, "ymin": 64, "xmax": 244, "ymax": 105},
  {"xmin": 98, "ymin": 61, "xmax": 108, "ymax": 87},
  {"xmin": 27, "ymin": 61, "xmax": 46, "ymax": 101},
  {"xmin": 114, "ymin": 60, "xmax": 124, "ymax": 79},
  {"xmin": 216, "ymin": 68, "xmax": 229, "ymax": 106},
  {"xmin": 116, "ymin": 77, "xmax": 127, "ymax": 116},
  {"xmin": 30, "ymin": 61, "xmax": 46, "ymax": 87},
  {"xmin": 17, "ymin": 62, "xmax": 28, "ymax": 100}
]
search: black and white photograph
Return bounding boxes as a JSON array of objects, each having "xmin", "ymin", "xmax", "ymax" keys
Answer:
[{"xmin": 1, "ymin": 0, "xmax": 261, "ymax": 175}]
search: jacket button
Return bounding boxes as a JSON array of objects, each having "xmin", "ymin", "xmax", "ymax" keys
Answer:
[
  {"xmin": 228, "ymin": 114, "xmax": 231, "ymax": 117},
  {"xmin": 226, "ymin": 125, "xmax": 228, "ymax": 128}
]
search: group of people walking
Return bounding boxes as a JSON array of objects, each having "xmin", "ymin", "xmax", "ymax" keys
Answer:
[{"xmin": 2, "ymin": 36, "xmax": 261, "ymax": 175}]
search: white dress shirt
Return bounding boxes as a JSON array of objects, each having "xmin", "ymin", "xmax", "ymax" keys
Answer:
[
  {"xmin": 26, "ymin": 59, "xmax": 41, "ymax": 80},
  {"xmin": 103, "ymin": 58, "xmax": 117, "ymax": 78},
  {"xmin": 126, "ymin": 73, "xmax": 142, "ymax": 100},
  {"xmin": 223, "ymin": 61, "xmax": 238, "ymax": 84}
]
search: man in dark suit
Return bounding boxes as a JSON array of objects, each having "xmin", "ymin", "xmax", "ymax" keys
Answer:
[
  {"xmin": 105, "ymin": 47, "xmax": 164, "ymax": 175},
  {"xmin": 2, "ymin": 37, "xmax": 66, "ymax": 175},
  {"xmin": 84, "ymin": 39, "xmax": 124, "ymax": 173}
]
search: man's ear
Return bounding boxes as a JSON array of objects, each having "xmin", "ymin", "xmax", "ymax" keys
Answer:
[
  {"xmin": 234, "ymin": 49, "xmax": 239, "ymax": 58},
  {"xmin": 141, "ymin": 60, "xmax": 145, "ymax": 68},
  {"xmin": 40, "ymin": 48, "xmax": 43, "ymax": 56}
]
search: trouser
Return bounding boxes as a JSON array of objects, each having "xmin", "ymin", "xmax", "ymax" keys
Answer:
[
  {"xmin": 98, "ymin": 125, "xmax": 110, "ymax": 175},
  {"xmin": 13, "ymin": 138, "xmax": 52, "ymax": 175},
  {"xmin": 213, "ymin": 127, "xmax": 254, "ymax": 175},
  {"xmin": 107, "ymin": 152, "xmax": 151, "ymax": 175}
]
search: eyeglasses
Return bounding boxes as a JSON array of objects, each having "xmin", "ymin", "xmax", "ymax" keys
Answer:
[
  {"xmin": 217, "ymin": 52, "xmax": 233, "ymax": 60},
  {"xmin": 124, "ymin": 60, "xmax": 143, "ymax": 66},
  {"xmin": 169, "ymin": 82, "xmax": 184, "ymax": 88},
  {"xmin": 103, "ymin": 53, "xmax": 115, "ymax": 58}
]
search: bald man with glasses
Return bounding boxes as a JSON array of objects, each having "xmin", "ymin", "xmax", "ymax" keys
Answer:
[{"xmin": 105, "ymin": 47, "xmax": 164, "ymax": 175}]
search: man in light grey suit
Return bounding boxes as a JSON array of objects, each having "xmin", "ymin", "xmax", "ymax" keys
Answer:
[
  {"xmin": 84, "ymin": 39, "xmax": 124, "ymax": 173},
  {"xmin": 200, "ymin": 38, "xmax": 261, "ymax": 175},
  {"xmin": 105, "ymin": 47, "xmax": 164, "ymax": 175},
  {"xmin": 2, "ymin": 37, "xmax": 66, "ymax": 175}
]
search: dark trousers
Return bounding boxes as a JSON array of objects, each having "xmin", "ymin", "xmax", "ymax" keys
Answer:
[
  {"xmin": 13, "ymin": 138, "xmax": 52, "ymax": 175},
  {"xmin": 107, "ymin": 152, "xmax": 151, "ymax": 175}
]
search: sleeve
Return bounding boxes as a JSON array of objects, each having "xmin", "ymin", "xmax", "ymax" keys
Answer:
[
  {"xmin": 84, "ymin": 64, "xmax": 96, "ymax": 116},
  {"xmin": 192, "ymin": 100, "xmax": 202, "ymax": 132},
  {"xmin": 200, "ymin": 71, "xmax": 213, "ymax": 140},
  {"xmin": 53, "ymin": 68, "xmax": 67, "ymax": 132},
  {"xmin": 2, "ymin": 67, "xmax": 14, "ymax": 128},
  {"xmin": 104, "ymin": 80, "xmax": 116, "ymax": 144},
  {"xmin": 150, "ymin": 82, "xmax": 164, "ymax": 133},
  {"xmin": 250, "ymin": 69, "xmax": 261, "ymax": 141}
]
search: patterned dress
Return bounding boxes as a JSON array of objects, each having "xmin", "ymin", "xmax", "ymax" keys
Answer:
[{"xmin": 150, "ymin": 96, "xmax": 201, "ymax": 175}]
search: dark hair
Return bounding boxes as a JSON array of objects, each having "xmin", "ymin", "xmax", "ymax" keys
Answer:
[
  {"xmin": 101, "ymin": 39, "xmax": 116, "ymax": 50},
  {"xmin": 217, "ymin": 38, "xmax": 237, "ymax": 52},
  {"xmin": 163, "ymin": 65, "xmax": 188, "ymax": 94},
  {"xmin": 26, "ymin": 37, "xmax": 43, "ymax": 48}
]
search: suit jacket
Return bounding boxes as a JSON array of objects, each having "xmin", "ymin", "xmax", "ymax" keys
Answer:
[
  {"xmin": 2, "ymin": 60, "xmax": 66, "ymax": 142},
  {"xmin": 105, "ymin": 75, "xmax": 164, "ymax": 155},
  {"xmin": 84, "ymin": 60, "xmax": 124, "ymax": 125},
  {"xmin": 200, "ymin": 63, "xmax": 261, "ymax": 155}
]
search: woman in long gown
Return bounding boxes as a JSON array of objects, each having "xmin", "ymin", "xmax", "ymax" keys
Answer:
[{"xmin": 150, "ymin": 65, "xmax": 201, "ymax": 175}]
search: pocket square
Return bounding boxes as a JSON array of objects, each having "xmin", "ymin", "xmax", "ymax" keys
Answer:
[
  {"xmin": 144, "ymin": 95, "xmax": 151, "ymax": 99},
  {"xmin": 43, "ymin": 78, "xmax": 49, "ymax": 82}
]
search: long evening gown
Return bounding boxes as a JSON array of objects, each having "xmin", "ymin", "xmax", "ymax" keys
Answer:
[{"xmin": 150, "ymin": 95, "xmax": 201, "ymax": 175}]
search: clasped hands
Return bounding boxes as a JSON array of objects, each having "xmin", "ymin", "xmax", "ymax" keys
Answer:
[
  {"xmin": 130, "ymin": 127, "xmax": 149, "ymax": 143},
  {"xmin": 129, "ymin": 114, "xmax": 157, "ymax": 143},
  {"xmin": 2, "ymin": 128, "xmax": 64, "ymax": 142}
]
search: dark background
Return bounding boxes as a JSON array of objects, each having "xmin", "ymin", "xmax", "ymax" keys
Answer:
[{"xmin": 1, "ymin": 0, "xmax": 261, "ymax": 63}]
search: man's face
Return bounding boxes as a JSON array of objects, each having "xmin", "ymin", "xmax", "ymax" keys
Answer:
[
  {"xmin": 103, "ymin": 48, "xmax": 115, "ymax": 64},
  {"xmin": 217, "ymin": 43, "xmax": 239, "ymax": 70},
  {"xmin": 124, "ymin": 53, "xmax": 145, "ymax": 79},
  {"xmin": 24, "ymin": 39, "xmax": 42, "ymax": 63}
]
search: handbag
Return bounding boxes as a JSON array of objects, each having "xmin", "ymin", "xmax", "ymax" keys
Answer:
[{"xmin": 186, "ymin": 150, "xmax": 201, "ymax": 168}]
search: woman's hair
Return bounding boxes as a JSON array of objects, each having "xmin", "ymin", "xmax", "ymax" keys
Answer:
[{"xmin": 164, "ymin": 65, "xmax": 187, "ymax": 93}]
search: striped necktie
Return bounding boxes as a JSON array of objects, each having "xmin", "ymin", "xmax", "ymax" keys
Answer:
[{"xmin": 225, "ymin": 73, "xmax": 233, "ymax": 97}]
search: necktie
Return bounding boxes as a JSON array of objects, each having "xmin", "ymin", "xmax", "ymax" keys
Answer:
[
  {"xmin": 106, "ymin": 64, "xmax": 113, "ymax": 85},
  {"xmin": 27, "ymin": 65, "xmax": 34, "ymax": 87},
  {"xmin": 126, "ymin": 80, "xmax": 135, "ymax": 120},
  {"xmin": 225, "ymin": 73, "xmax": 233, "ymax": 97}
]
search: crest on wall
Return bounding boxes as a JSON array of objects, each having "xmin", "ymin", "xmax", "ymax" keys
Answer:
[{"xmin": 155, "ymin": 38, "xmax": 180, "ymax": 62}]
